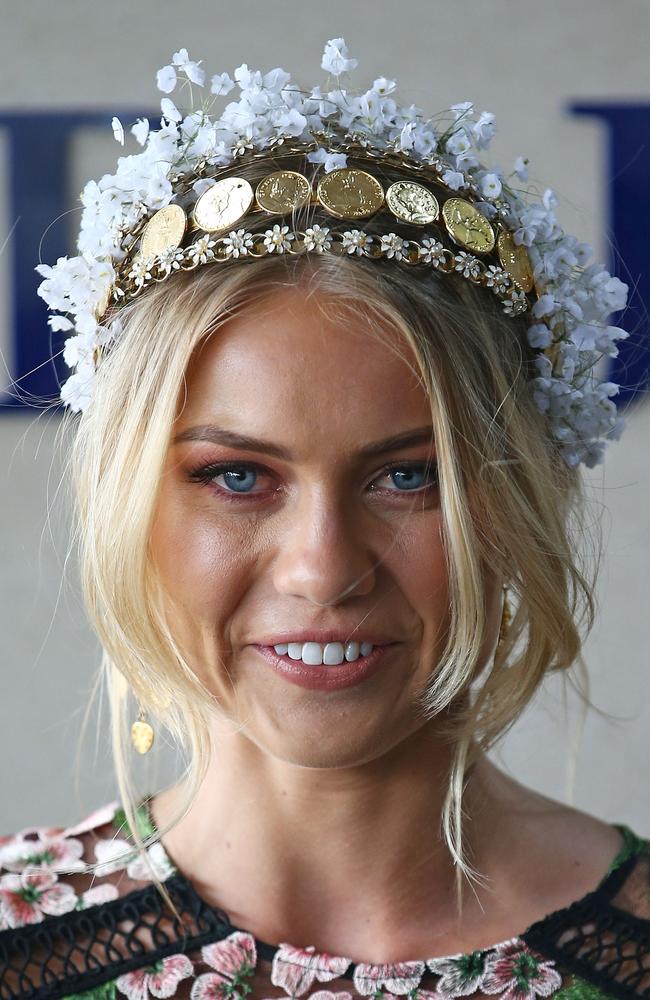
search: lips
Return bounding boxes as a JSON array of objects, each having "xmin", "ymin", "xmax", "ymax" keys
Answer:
[{"xmin": 253, "ymin": 642, "xmax": 393, "ymax": 691}]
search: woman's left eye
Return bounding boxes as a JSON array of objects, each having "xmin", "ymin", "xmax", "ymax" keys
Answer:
[
  {"xmin": 374, "ymin": 462, "xmax": 438, "ymax": 493},
  {"xmin": 188, "ymin": 460, "xmax": 438, "ymax": 499}
]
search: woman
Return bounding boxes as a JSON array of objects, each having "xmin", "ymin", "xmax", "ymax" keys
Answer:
[{"xmin": 2, "ymin": 37, "xmax": 647, "ymax": 999}]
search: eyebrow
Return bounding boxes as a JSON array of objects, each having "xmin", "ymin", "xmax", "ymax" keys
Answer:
[{"xmin": 172, "ymin": 425, "xmax": 435, "ymax": 460}]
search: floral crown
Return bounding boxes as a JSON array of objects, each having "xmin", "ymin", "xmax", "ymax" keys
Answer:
[{"xmin": 35, "ymin": 37, "xmax": 630, "ymax": 469}]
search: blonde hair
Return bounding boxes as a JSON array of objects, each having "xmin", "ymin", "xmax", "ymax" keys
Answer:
[{"xmin": 59, "ymin": 151, "xmax": 601, "ymax": 921}]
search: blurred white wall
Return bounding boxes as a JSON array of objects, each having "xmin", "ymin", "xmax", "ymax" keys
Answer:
[{"xmin": 0, "ymin": 0, "xmax": 648, "ymax": 832}]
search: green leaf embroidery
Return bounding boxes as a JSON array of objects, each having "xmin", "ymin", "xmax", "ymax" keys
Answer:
[{"xmin": 62, "ymin": 979, "xmax": 117, "ymax": 1000}]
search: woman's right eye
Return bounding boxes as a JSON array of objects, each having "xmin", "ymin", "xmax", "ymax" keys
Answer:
[{"xmin": 188, "ymin": 461, "xmax": 270, "ymax": 498}]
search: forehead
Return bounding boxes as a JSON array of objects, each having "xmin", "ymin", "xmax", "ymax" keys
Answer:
[{"xmin": 176, "ymin": 285, "xmax": 433, "ymax": 455}]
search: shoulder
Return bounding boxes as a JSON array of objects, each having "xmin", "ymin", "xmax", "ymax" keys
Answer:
[{"xmin": 0, "ymin": 799, "xmax": 174, "ymax": 931}]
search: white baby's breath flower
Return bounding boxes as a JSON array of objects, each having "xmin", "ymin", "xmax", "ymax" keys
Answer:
[
  {"xmin": 171, "ymin": 48, "xmax": 205, "ymax": 87},
  {"xmin": 480, "ymin": 172, "xmax": 502, "ymax": 199},
  {"xmin": 441, "ymin": 169, "xmax": 466, "ymax": 191},
  {"xmin": 303, "ymin": 225, "xmax": 332, "ymax": 253},
  {"xmin": 156, "ymin": 64, "xmax": 177, "ymax": 94},
  {"xmin": 131, "ymin": 118, "xmax": 150, "ymax": 146},
  {"xmin": 111, "ymin": 117, "xmax": 125, "ymax": 145},
  {"xmin": 263, "ymin": 224, "xmax": 294, "ymax": 254},
  {"xmin": 321, "ymin": 37, "xmax": 358, "ymax": 75},
  {"xmin": 160, "ymin": 98, "xmax": 182, "ymax": 123},
  {"xmin": 514, "ymin": 155, "xmax": 529, "ymax": 182},
  {"xmin": 60, "ymin": 364, "xmax": 96, "ymax": 414},
  {"xmin": 222, "ymin": 229, "xmax": 254, "ymax": 258},
  {"xmin": 211, "ymin": 72, "xmax": 236, "ymax": 96},
  {"xmin": 306, "ymin": 147, "xmax": 348, "ymax": 173}
]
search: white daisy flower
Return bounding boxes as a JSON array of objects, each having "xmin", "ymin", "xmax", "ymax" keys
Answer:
[
  {"xmin": 503, "ymin": 290, "xmax": 530, "ymax": 316},
  {"xmin": 128, "ymin": 256, "xmax": 156, "ymax": 288},
  {"xmin": 341, "ymin": 230, "xmax": 373, "ymax": 255},
  {"xmin": 222, "ymin": 229, "xmax": 254, "ymax": 258},
  {"xmin": 454, "ymin": 252, "xmax": 481, "ymax": 279},
  {"xmin": 418, "ymin": 238, "xmax": 447, "ymax": 266},
  {"xmin": 380, "ymin": 233, "xmax": 408, "ymax": 260},
  {"xmin": 303, "ymin": 225, "xmax": 332, "ymax": 253},
  {"xmin": 156, "ymin": 246, "xmax": 185, "ymax": 275},
  {"xmin": 263, "ymin": 224, "xmax": 294, "ymax": 254},
  {"xmin": 485, "ymin": 265, "xmax": 511, "ymax": 294},
  {"xmin": 187, "ymin": 236, "xmax": 216, "ymax": 265}
]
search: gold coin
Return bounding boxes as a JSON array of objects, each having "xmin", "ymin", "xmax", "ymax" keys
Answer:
[
  {"xmin": 497, "ymin": 230, "xmax": 534, "ymax": 292},
  {"xmin": 193, "ymin": 176, "xmax": 255, "ymax": 233},
  {"xmin": 255, "ymin": 171, "xmax": 312, "ymax": 214},
  {"xmin": 139, "ymin": 204, "xmax": 187, "ymax": 259},
  {"xmin": 442, "ymin": 197, "xmax": 496, "ymax": 254},
  {"xmin": 385, "ymin": 180, "xmax": 439, "ymax": 225},
  {"xmin": 316, "ymin": 168, "xmax": 384, "ymax": 220}
]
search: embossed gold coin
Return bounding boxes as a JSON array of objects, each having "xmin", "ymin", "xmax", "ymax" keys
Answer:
[
  {"xmin": 497, "ymin": 230, "xmax": 534, "ymax": 292},
  {"xmin": 139, "ymin": 204, "xmax": 187, "ymax": 259},
  {"xmin": 193, "ymin": 176, "xmax": 255, "ymax": 233},
  {"xmin": 255, "ymin": 171, "xmax": 312, "ymax": 214},
  {"xmin": 442, "ymin": 197, "xmax": 496, "ymax": 254},
  {"xmin": 385, "ymin": 180, "xmax": 439, "ymax": 225},
  {"xmin": 316, "ymin": 168, "xmax": 384, "ymax": 220}
]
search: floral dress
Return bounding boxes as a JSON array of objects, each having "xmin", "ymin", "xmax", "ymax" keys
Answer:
[{"xmin": 0, "ymin": 799, "xmax": 648, "ymax": 1000}]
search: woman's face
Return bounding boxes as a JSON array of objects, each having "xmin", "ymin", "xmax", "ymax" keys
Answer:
[{"xmin": 150, "ymin": 284, "xmax": 502, "ymax": 767}]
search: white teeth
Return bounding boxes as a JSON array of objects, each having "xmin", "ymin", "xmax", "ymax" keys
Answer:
[
  {"xmin": 344, "ymin": 641, "xmax": 360, "ymax": 661},
  {"xmin": 323, "ymin": 643, "xmax": 345, "ymax": 666},
  {"xmin": 272, "ymin": 640, "xmax": 375, "ymax": 665}
]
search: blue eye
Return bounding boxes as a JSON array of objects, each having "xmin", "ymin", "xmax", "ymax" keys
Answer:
[
  {"xmin": 217, "ymin": 467, "xmax": 258, "ymax": 493},
  {"xmin": 188, "ymin": 460, "xmax": 438, "ymax": 501},
  {"xmin": 384, "ymin": 464, "xmax": 436, "ymax": 491}
]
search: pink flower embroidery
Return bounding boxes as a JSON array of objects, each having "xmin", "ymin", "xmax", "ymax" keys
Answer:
[
  {"xmin": 64, "ymin": 800, "xmax": 120, "ymax": 837},
  {"xmin": 302, "ymin": 993, "xmax": 354, "ymax": 1000},
  {"xmin": 116, "ymin": 954, "xmax": 194, "ymax": 1000},
  {"xmin": 481, "ymin": 939, "xmax": 562, "ymax": 1000},
  {"xmin": 428, "ymin": 950, "xmax": 487, "ymax": 997},
  {"xmin": 271, "ymin": 943, "xmax": 352, "ymax": 997},
  {"xmin": 0, "ymin": 869, "xmax": 77, "ymax": 927},
  {"xmin": 191, "ymin": 930, "xmax": 257, "ymax": 1000},
  {"xmin": 353, "ymin": 961, "xmax": 426, "ymax": 996},
  {"xmin": 77, "ymin": 882, "xmax": 120, "ymax": 908},
  {"xmin": 0, "ymin": 831, "xmax": 85, "ymax": 874}
]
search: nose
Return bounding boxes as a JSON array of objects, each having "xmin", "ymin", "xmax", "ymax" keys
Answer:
[{"xmin": 272, "ymin": 489, "xmax": 377, "ymax": 606}]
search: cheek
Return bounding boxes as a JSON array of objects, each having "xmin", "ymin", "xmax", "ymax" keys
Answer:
[
  {"xmin": 389, "ymin": 515, "xmax": 450, "ymax": 633},
  {"xmin": 149, "ymin": 487, "xmax": 249, "ymax": 626}
]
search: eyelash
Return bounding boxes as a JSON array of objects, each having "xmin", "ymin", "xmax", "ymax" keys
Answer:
[{"xmin": 188, "ymin": 460, "xmax": 439, "ymax": 503}]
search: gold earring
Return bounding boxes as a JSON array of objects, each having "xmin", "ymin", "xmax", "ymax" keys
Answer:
[
  {"xmin": 497, "ymin": 585, "xmax": 512, "ymax": 646},
  {"xmin": 131, "ymin": 707, "xmax": 155, "ymax": 754}
]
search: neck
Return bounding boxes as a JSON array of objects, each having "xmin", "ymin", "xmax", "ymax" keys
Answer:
[{"xmin": 149, "ymin": 715, "xmax": 520, "ymax": 962}]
